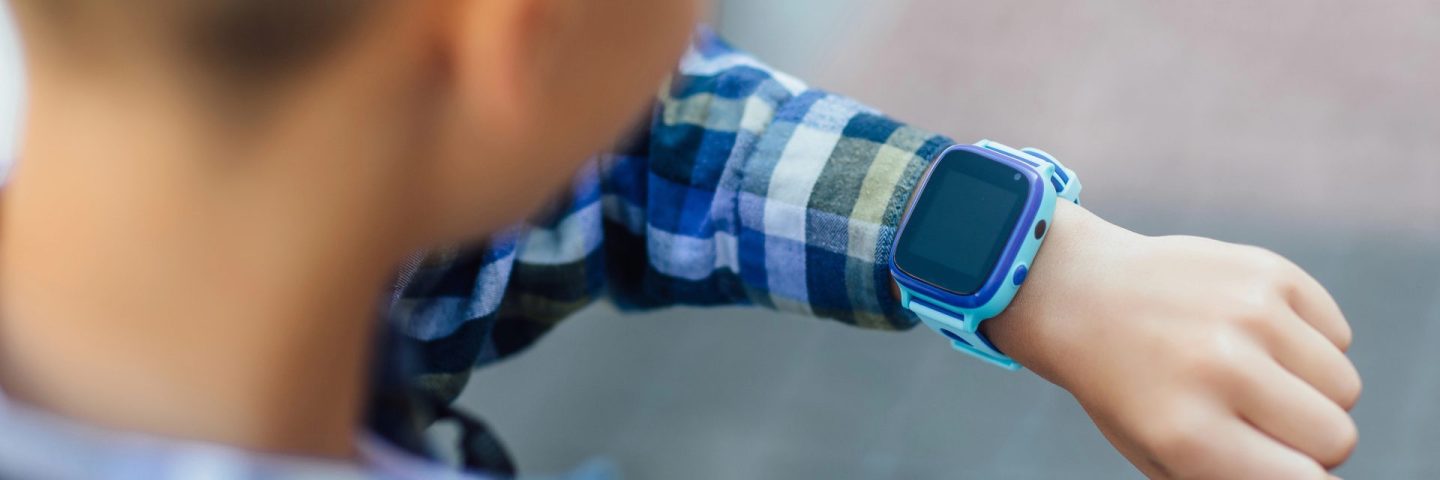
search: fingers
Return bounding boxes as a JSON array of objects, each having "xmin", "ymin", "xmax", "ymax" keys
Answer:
[
  {"xmin": 1156, "ymin": 413, "xmax": 1329, "ymax": 480},
  {"xmin": 1261, "ymin": 311, "xmax": 1362, "ymax": 409},
  {"xmin": 1233, "ymin": 354, "xmax": 1358, "ymax": 469},
  {"xmin": 1263, "ymin": 253, "xmax": 1363, "ymax": 409},
  {"xmin": 1278, "ymin": 259, "xmax": 1351, "ymax": 351},
  {"xmin": 1206, "ymin": 420, "xmax": 1328, "ymax": 480}
]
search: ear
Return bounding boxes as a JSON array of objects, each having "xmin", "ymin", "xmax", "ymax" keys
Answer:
[{"xmin": 444, "ymin": 0, "xmax": 568, "ymax": 139}]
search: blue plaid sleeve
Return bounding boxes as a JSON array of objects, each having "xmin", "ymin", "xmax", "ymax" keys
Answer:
[{"xmin": 392, "ymin": 28, "xmax": 955, "ymax": 400}]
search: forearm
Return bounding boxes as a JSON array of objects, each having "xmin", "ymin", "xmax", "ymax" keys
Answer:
[{"xmin": 975, "ymin": 200, "xmax": 1113, "ymax": 385}]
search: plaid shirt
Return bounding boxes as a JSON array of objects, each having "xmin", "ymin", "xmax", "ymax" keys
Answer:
[
  {"xmin": 392, "ymin": 29, "xmax": 953, "ymax": 409},
  {"xmin": 0, "ymin": 28, "xmax": 954, "ymax": 479}
]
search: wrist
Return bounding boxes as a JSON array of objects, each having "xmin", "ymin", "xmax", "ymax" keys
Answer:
[
  {"xmin": 979, "ymin": 201, "xmax": 1124, "ymax": 381},
  {"xmin": 888, "ymin": 141, "xmax": 1089, "ymax": 370}
]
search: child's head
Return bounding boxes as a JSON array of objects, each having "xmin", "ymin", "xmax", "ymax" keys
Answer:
[{"xmin": 9, "ymin": 0, "xmax": 700, "ymax": 245}]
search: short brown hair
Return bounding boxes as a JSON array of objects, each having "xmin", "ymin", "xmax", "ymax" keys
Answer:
[{"xmin": 14, "ymin": 0, "xmax": 379, "ymax": 82}]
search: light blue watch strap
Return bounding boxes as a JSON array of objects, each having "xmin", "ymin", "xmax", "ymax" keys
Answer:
[
  {"xmin": 902, "ymin": 140, "xmax": 1081, "ymax": 371},
  {"xmin": 909, "ymin": 298, "xmax": 1019, "ymax": 369}
]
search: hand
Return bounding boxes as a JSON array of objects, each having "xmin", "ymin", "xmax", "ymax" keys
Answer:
[{"xmin": 985, "ymin": 202, "xmax": 1361, "ymax": 479}]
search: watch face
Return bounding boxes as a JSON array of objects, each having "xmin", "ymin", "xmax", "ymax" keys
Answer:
[{"xmin": 894, "ymin": 148, "xmax": 1034, "ymax": 295}]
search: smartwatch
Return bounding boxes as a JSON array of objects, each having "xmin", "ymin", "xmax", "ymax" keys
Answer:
[{"xmin": 889, "ymin": 140, "xmax": 1081, "ymax": 370}]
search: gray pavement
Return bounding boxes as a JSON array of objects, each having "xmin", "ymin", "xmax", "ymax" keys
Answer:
[{"xmin": 1, "ymin": 1, "xmax": 1436, "ymax": 479}]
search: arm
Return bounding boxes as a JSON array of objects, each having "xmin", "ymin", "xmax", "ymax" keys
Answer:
[
  {"xmin": 595, "ymin": 34, "xmax": 1363, "ymax": 477},
  {"xmin": 397, "ymin": 28, "xmax": 1361, "ymax": 479},
  {"xmin": 390, "ymin": 27, "xmax": 947, "ymax": 402}
]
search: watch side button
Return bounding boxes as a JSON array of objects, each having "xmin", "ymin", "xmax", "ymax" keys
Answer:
[{"xmin": 1013, "ymin": 264, "xmax": 1029, "ymax": 286}]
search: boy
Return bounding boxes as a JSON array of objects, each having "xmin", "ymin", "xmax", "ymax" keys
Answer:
[{"xmin": 0, "ymin": 0, "xmax": 1359, "ymax": 479}]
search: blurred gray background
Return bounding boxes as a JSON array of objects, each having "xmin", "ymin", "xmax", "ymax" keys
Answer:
[{"xmin": 1, "ymin": 1, "xmax": 1437, "ymax": 479}]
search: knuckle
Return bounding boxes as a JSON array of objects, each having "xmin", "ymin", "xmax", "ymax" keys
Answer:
[
  {"xmin": 1243, "ymin": 245, "xmax": 1298, "ymax": 288},
  {"xmin": 1170, "ymin": 343, "xmax": 1221, "ymax": 381},
  {"xmin": 1215, "ymin": 357, "xmax": 1262, "ymax": 392},
  {"xmin": 1229, "ymin": 304, "xmax": 1276, "ymax": 333},
  {"xmin": 1225, "ymin": 294, "xmax": 1287, "ymax": 337},
  {"xmin": 1175, "ymin": 335, "xmax": 1247, "ymax": 387}
]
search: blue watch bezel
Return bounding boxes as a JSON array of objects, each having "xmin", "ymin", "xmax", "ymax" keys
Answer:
[{"xmin": 889, "ymin": 144, "xmax": 1047, "ymax": 312}]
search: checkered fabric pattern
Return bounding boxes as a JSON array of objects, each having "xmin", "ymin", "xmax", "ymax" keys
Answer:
[{"xmin": 391, "ymin": 28, "xmax": 956, "ymax": 403}]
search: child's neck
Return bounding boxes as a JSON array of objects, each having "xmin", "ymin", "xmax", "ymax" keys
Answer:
[{"xmin": 0, "ymin": 80, "xmax": 419, "ymax": 458}]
